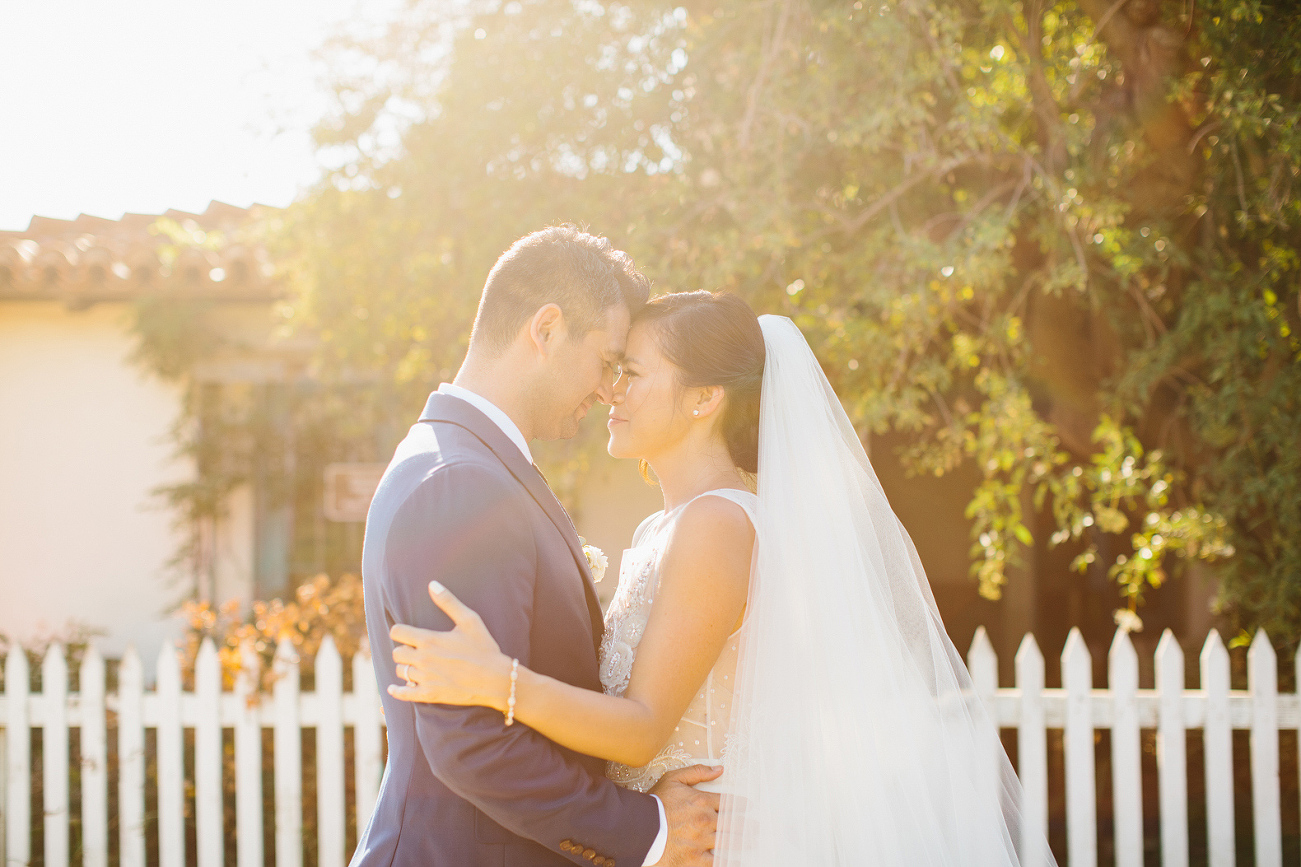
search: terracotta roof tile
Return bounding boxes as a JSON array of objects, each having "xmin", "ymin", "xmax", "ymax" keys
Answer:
[{"xmin": 0, "ymin": 200, "xmax": 284, "ymax": 303}]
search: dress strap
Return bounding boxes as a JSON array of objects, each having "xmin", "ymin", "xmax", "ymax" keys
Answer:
[{"xmin": 689, "ymin": 488, "xmax": 759, "ymax": 529}]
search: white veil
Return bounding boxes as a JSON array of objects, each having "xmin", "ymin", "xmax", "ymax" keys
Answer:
[{"xmin": 714, "ymin": 316, "xmax": 1055, "ymax": 866}]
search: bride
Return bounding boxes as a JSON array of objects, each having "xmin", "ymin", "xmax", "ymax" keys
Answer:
[{"xmin": 387, "ymin": 291, "xmax": 1053, "ymax": 865}]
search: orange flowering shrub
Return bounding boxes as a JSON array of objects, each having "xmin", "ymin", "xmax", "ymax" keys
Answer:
[
  {"xmin": 181, "ymin": 572, "xmax": 368, "ymax": 692},
  {"xmin": 179, "ymin": 573, "xmax": 374, "ymax": 860}
]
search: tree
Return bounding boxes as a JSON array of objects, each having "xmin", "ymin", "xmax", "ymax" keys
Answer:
[{"xmin": 211, "ymin": 0, "xmax": 1297, "ymax": 640}]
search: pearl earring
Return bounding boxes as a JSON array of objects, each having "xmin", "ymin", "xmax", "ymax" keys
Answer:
[{"xmin": 692, "ymin": 409, "xmax": 700, "ymax": 417}]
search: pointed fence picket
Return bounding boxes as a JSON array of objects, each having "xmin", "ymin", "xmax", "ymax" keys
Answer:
[
  {"xmin": 1015, "ymin": 634, "xmax": 1049, "ymax": 866},
  {"xmin": 1062, "ymin": 629, "xmax": 1096, "ymax": 867},
  {"xmin": 1201, "ymin": 630, "xmax": 1235, "ymax": 867},
  {"xmin": 234, "ymin": 642, "xmax": 263, "ymax": 867},
  {"xmin": 316, "ymin": 637, "xmax": 347, "ymax": 867},
  {"xmin": 119, "ymin": 645, "xmax": 147, "ymax": 867},
  {"xmin": 194, "ymin": 638, "xmax": 223, "ymax": 867},
  {"xmin": 352, "ymin": 639, "xmax": 383, "ymax": 826},
  {"xmin": 7, "ymin": 626, "xmax": 1301, "ymax": 866},
  {"xmin": 1156, "ymin": 630, "xmax": 1189, "ymax": 867},
  {"xmin": 155, "ymin": 640, "xmax": 185, "ymax": 867},
  {"xmin": 966, "ymin": 627, "xmax": 1002, "ymax": 820},
  {"xmin": 5, "ymin": 646, "xmax": 30, "ymax": 867},
  {"xmin": 42, "ymin": 646, "xmax": 69, "ymax": 867},
  {"xmin": 79, "ymin": 645, "xmax": 108, "ymax": 867},
  {"xmin": 274, "ymin": 638, "xmax": 304, "ymax": 867},
  {"xmin": 1250, "ymin": 630, "xmax": 1282, "ymax": 867},
  {"xmin": 1108, "ymin": 630, "xmax": 1142, "ymax": 867}
]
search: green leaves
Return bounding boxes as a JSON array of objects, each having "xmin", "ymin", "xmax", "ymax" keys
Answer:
[
  {"xmin": 293, "ymin": 0, "xmax": 1299, "ymax": 636},
  {"xmin": 125, "ymin": 0, "xmax": 1301, "ymax": 639}
]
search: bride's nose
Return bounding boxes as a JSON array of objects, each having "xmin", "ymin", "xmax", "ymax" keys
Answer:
[{"xmin": 610, "ymin": 374, "xmax": 628, "ymax": 405}]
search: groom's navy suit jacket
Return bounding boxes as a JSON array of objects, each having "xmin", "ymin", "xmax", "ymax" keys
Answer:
[{"xmin": 351, "ymin": 392, "xmax": 660, "ymax": 867}]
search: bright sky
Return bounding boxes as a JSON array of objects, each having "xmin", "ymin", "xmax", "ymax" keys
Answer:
[{"xmin": 0, "ymin": 0, "xmax": 383, "ymax": 231}]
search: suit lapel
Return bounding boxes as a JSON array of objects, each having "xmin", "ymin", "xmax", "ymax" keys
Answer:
[{"xmin": 419, "ymin": 392, "xmax": 605, "ymax": 651}]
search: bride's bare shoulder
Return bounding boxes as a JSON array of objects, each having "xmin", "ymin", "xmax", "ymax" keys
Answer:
[
  {"xmin": 680, "ymin": 492, "xmax": 754, "ymax": 536},
  {"xmin": 659, "ymin": 494, "xmax": 754, "ymax": 593}
]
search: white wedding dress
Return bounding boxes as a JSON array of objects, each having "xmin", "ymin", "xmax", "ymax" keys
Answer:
[
  {"xmin": 599, "ymin": 488, "xmax": 756, "ymax": 795},
  {"xmin": 589, "ymin": 316, "xmax": 1052, "ymax": 866}
]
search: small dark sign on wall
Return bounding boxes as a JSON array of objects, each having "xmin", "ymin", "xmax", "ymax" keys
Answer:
[{"xmin": 323, "ymin": 463, "xmax": 387, "ymax": 522}]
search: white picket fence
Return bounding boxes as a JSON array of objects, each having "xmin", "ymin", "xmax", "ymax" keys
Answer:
[
  {"xmin": 965, "ymin": 625, "xmax": 1288, "ymax": 867},
  {"xmin": 0, "ymin": 626, "xmax": 1296, "ymax": 867},
  {"xmin": 1, "ymin": 636, "xmax": 384, "ymax": 867}
]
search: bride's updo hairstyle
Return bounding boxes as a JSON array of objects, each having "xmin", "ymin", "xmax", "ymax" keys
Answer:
[{"xmin": 634, "ymin": 291, "xmax": 765, "ymax": 474}]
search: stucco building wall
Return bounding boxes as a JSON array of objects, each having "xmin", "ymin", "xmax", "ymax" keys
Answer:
[{"xmin": 0, "ymin": 301, "xmax": 253, "ymax": 661}]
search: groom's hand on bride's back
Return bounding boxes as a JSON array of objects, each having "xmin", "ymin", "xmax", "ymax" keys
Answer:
[{"xmin": 650, "ymin": 764, "xmax": 722, "ymax": 867}]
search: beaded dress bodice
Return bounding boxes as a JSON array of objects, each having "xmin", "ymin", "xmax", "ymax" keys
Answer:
[{"xmin": 599, "ymin": 488, "xmax": 757, "ymax": 793}]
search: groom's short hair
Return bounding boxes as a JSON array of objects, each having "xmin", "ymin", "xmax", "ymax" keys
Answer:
[{"xmin": 470, "ymin": 226, "xmax": 650, "ymax": 352}]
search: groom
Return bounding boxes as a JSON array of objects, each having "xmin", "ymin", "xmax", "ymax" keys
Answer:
[{"xmin": 352, "ymin": 227, "xmax": 720, "ymax": 867}]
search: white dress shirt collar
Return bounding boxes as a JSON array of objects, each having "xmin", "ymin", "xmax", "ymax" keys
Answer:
[{"xmin": 436, "ymin": 382, "xmax": 533, "ymax": 464}]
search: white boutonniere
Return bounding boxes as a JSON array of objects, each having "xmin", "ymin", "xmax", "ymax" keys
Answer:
[{"xmin": 578, "ymin": 536, "xmax": 608, "ymax": 583}]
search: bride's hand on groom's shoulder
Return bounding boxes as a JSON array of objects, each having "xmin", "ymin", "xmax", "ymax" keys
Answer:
[
  {"xmin": 650, "ymin": 765, "xmax": 722, "ymax": 867},
  {"xmin": 387, "ymin": 581, "xmax": 514, "ymax": 712}
]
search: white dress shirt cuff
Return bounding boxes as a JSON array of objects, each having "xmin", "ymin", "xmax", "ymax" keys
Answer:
[{"xmin": 642, "ymin": 795, "xmax": 668, "ymax": 865}]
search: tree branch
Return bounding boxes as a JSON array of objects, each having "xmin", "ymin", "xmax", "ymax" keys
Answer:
[
  {"xmin": 841, "ymin": 155, "xmax": 974, "ymax": 235},
  {"xmin": 1012, "ymin": 0, "xmax": 1068, "ymax": 171},
  {"xmin": 1075, "ymin": 0, "xmax": 1143, "ymax": 67},
  {"xmin": 738, "ymin": 0, "xmax": 794, "ymax": 150}
]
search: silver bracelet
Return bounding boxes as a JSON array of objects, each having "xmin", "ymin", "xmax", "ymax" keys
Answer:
[{"xmin": 504, "ymin": 658, "xmax": 520, "ymax": 726}]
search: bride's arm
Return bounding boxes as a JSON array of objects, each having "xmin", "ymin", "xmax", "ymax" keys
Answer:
[{"xmin": 388, "ymin": 496, "xmax": 753, "ymax": 768}]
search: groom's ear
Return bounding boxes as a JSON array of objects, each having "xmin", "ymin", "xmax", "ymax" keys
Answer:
[{"xmin": 526, "ymin": 303, "xmax": 566, "ymax": 357}]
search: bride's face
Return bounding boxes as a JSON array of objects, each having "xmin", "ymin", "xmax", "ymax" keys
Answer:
[{"xmin": 606, "ymin": 321, "xmax": 695, "ymax": 460}]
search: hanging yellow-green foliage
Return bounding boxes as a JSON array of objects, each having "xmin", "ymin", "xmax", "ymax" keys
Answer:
[{"xmin": 135, "ymin": 0, "xmax": 1301, "ymax": 644}]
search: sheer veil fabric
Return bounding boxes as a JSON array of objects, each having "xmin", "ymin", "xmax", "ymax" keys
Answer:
[{"xmin": 714, "ymin": 316, "xmax": 1056, "ymax": 866}]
